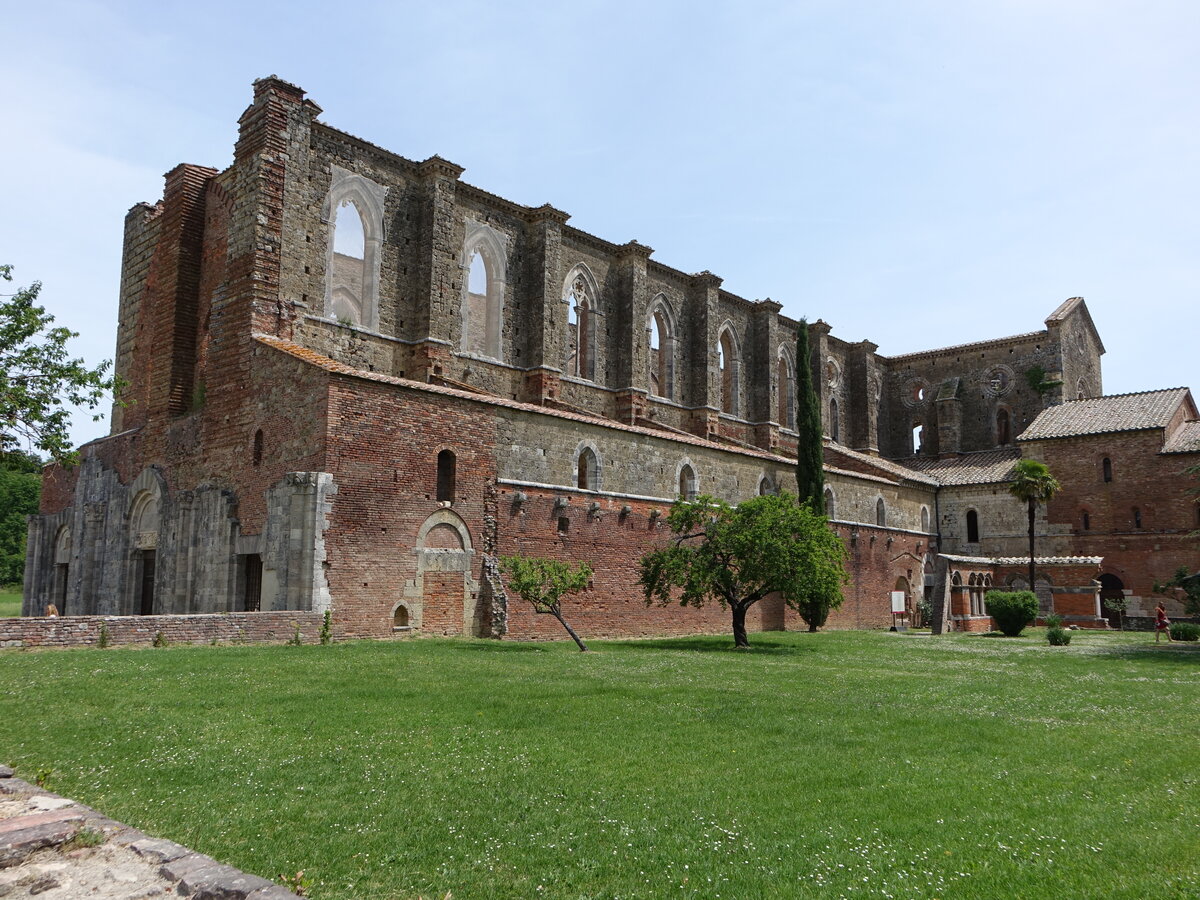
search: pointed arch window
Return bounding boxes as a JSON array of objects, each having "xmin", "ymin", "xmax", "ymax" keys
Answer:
[
  {"xmin": 920, "ymin": 506, "xmax": 930, "ymax": 533},
  {"xmin": 829, "ymin": 398, "xmax": 840, "ymax": 443},
  {"xmin": 647, "ymin": 299, "xmax": 675, "ymax": 399},
  {"xmin": 678, "ymin": 463, "xmax": 697, "ymax": 501},
  {"xmin": 564, "ymin": 268, "xmax": 598, "ymax": 380},
  {"xmin": 718, "ymin": 327, "xmax": 740, "ymax": 417},
  {"xmin": 912, "ymin": 423, "xmax": 923, "ymax": 456},
  {"xmin": 461, "ymin": 221, "xmax": 509, "ymax": 360},
  {"xmin": 1102, "ymin": 457, "xmax": 1113, "ymax": 483},
  {"xmin": 824, "ymin": 488, "xmax": 836, "ymax": 519},
  {"xmin": 323, "ymin": 166, "xmax": 386, "ymax": 331},
  {"xmin": 777, "ymin": 350, "xmax": 795, "ymax": 429},
  {"xmin": 876, "ymin": 498, "xmax": 887, "ymax": 527},
  {"xmin": 966, "ymin": 509, "xmax": 980, "ymax": 543},
  {"xmin": 1132, "ymin": 506, "xmax": 1142, "ymax": 529},
  {"xmin": 996, "ymin": 407, "xmax": 1011, "ymax": 445}
]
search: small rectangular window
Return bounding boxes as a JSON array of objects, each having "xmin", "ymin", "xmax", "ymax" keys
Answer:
[{"xmin": 557, "ymin": 516, "xmax": 570, "ymax": 534}]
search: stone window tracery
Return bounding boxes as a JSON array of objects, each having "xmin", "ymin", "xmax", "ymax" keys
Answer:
[
  {"xmin": 460, "ymin": 220, "xmax": 508, "ymax": 360},
  {"xmin": 322, "ymin": 166, "xmax": 386, "ymax": 332},
  {"xmin": 717, "ymin": 325, "xmax": 741, "ymax": 417},
  {"xmin": 647, "ymin": 297, "xmax": 675, "ymax": 400},
  {"xmin": 564, "ymin": 265, "xmax": 599, "ymax": 380},
  {"xmin": 777, "ymin": 347, "xmax": 795, "ymax": 430}
]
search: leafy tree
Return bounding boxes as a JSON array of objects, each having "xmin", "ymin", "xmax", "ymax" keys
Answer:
[
  {"xmin": 1102, "ymin": 593, "xmax": 1129, "ymax": 631},
  {"xmin": 500, "ymin": 556, "xmax": 593, "ymax": 651},
  {"xmin": 639, "ymin": 493, "xmax": 848, "ymax": 648},
  {"xmin": 1008, "ymin": 458, "xmax": 1061, "ymax": 612},
  {"xmin": 1152, "ymin": 566, "xmax": 1200, "ymax": 618},
  {"xmin": 0, "ymin": 449, "xmax": 42, "ymax": 585},
  {"xmin": 1, "ymin": 265, "xmax": 118, "ymax": 459},
  {"xmin": 794, "ymin": 320, "xmax": 825, "ymax": 514}
]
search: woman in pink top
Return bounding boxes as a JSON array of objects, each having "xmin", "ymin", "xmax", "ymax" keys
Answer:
[{"xmin": 1154, "ymin": 601, "xmax": 1173, "ymax": 643}]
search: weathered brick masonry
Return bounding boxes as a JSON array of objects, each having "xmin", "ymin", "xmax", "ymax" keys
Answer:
[{"xmin": 20, "ymin": 76, "xmax": 1198, "ymax": 643}]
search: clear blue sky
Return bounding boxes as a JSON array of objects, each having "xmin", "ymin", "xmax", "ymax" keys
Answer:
[{"xmin": 4, "ymin": 1, "xmax": 1197, "ymax": 449}]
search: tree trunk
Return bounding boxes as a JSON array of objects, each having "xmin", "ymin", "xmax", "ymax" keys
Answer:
[
  {"xmin": 731, "ymin": 603, "xmax": 750, "ymax": 648},
  {"xmin": 808, "ymin": 621, "xmax": 818, "ymax": 633},
  {"xmin": 551, "ymin": 609, "xmax": 588, "ymax": 652},
  {"xmin": 1027, "ymin": 498, "xmax": 1052, "ymax": 615}
]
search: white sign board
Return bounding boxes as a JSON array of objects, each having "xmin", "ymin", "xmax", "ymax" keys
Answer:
[{"xmin": 890, "ymin": 591, "xmax": 907, "ymax": 614}]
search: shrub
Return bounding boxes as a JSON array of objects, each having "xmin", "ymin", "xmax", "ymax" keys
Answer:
[
  {"xmin": 1169, "ymin": 622, "xmax": 1200, "ymax": 642},
  {"xmin": 320, "ymin": 610, "xmax": 332, "ymax": 645},
  {"xmin": 152, "ymin": 630, "xmax": 168, "ymax": 648},
  {"xmin": 985, "ymin": 590, "xmax": 1039, "ymax": 637},
  {"xmin": 97, "ymin": 621, "xmax": 109, "ymax": 649},
  {"xmin": 287, "ymin": 622, "xmax": 303, "ymax": 646},
  {"xmin": 1047, "ymin": 627, "xmax": 1072, "ymax": 646}
]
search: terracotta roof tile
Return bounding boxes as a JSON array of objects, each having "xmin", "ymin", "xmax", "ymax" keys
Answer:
[
  {"xmin": 901, "ymin": 448, "xmax": 1022, "ymax": 486},
  {"xmin": 1018, "ymin": 388, "xmax": 1191, "ymax": 441},
  {"xmin": 1164, "ymin": 420, "xmax": 1200, "ymax": 454}
]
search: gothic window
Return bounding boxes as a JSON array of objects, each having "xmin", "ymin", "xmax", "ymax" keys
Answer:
[
  {"xmin": 577, "ymin": 446, "xmax": 599, "ymax": 490},
  {"xmin": 461, "ymin": 221, "xmax": 508, "ymax": 360},
  {"xmin": 876, "ymin": 498, "xmax": 887, "ymax": 527},
  {"xmin": 678, "ymin": 463, "xmax": 697, "ymax": 501},
  {"xmin": 912, "ymin": 423, "xmax": 923, "ymax": 456},
  {"xmin": 966, "ymin": 509, "xmax": 980, "ymax": 543},
  {"xmin": 825, "ymin": 488, "xmax": 836, "ymax": 519},
  {"xmin": 1102, "ymin": 457, "xmax": 1113, "ymax": 483},
  {"xmin": 647, "ymin": 299, "xmax": 675, "ymax": 399},
  {"xmin": 829, "ymin": 398, "xmax": 840, "ymax": 442},
  {"xmin": 718, "ymin": 326, "xmax": 740, "ymax": 416},
  {"xmin": 323, "ymin": 166, "xmax": 386, "ymax": 331},
  {"xmin": 564, "ymin": 267, "xmax": 598, "ymax": 380},
  {"xmin": 1082, "ymin": 510, "xmax": 1091, "ymax": 531},
  {"xmin": 920, "ymin": 506, "xmax": 930, "ymax": 533},
  {"xmin": 777, "ymin": 349, "xmax": 795, "ymax": 429},
  {"xmin": 996, "ymin": 407, "xmax": 1011, "ymax": 445},
  {"xmin": 436, "ymin": 450, "xmax": 456, "ymax": 502},
  {"xmin": 758, "ymin": 474, "xmax": 773, "ymax": 496}
]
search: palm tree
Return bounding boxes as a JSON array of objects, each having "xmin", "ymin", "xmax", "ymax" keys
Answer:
[{"xmin": 1008, "ymin": 459, "xmax": 1061, "ymax": 612}]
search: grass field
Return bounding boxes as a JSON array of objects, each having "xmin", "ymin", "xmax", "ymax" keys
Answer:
[
  {"xmin": 0, "ymin": 589, "xmax": 20, "ymax": 618},
  {"xmin": 1, "ymin": 630, "xmax": 1197, "ymax": 899}
]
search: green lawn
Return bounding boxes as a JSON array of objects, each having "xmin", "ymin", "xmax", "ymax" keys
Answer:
[
  {"xmin": 1, "ymin": 631, "xmax": 1197, "ymax": 899},
  {"xmin": 0, "ymin": 590, "xmax": 20, "ymax": 618}
]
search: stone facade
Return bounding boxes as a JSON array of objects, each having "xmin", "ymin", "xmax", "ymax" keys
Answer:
[{"xmin": 18, "ymin": 77, "xmax": 1199, "ymax": 640}]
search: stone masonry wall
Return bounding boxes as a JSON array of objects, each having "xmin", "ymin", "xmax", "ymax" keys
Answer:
[{"xmin": 0, "ymin": 611, "xmax": 325, "ymax": 650}]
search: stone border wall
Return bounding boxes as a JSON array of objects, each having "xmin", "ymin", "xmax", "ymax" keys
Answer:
[{"xmin": 0, "ymin": 612, "xmax": 325, "ymax": 650}]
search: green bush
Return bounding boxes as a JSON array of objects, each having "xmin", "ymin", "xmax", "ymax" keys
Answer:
[
  {"xmin": 985, "ymin": 590, "xmax": 1039, "ymax": 637},
  {"xmin": 1047, "ymin": 627, "xmax": 1072, "ymax": 646},
  {"xmin": 1168, "ymin": 622, "xmax": 1200, "ymax": 642}
]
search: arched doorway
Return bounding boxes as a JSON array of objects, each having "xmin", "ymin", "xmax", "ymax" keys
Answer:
[{"xmin": 1099, "ymin": 573, "xmax": 1126, "ymax": 629}]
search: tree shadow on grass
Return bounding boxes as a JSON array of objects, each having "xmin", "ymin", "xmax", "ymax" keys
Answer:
[
  {"xmin": 610, "ymin": 634, "xmax": 814, "ymax": 655},
  {"xmin": 1090, "ymin": 642, "xmax": 1200, "ymax": 664},
  {"xmin": 450, "ymin": 641, "xmax": 557, "ymax": 653}
]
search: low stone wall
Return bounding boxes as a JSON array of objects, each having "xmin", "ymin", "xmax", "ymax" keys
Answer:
[
  {"xmin": 0, "ymin": 611, "xmax": 326, "ymax": 650},
  {"xmin": 1124, "ymin": 615, "xmax": 1200, "ymax": 632}
]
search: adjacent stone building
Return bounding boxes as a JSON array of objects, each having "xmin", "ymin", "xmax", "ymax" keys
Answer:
[{"xmin": 19, "ymin": 77, "xmax": 1199, "ymax": 640}]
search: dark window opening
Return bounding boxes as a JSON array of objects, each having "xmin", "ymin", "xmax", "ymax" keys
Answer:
[
  {"xmin": 557, "ymin": 516, "xmax": 570, "ymax": 534},
  {"xmin": 829, "ymin": 398, "xmax": 840, "ymax": 442},
  {"xmin": 437, "ymin": 449, "xmax": 457, "ymax": 502},
  {"xmin": 242, "ymin": 554, "xmax": 262, "ymax": 612},
  {"xmin": 876, "ymin": 498, "xmax": 886, "ymax": 527},
  {"xmin": 393, "ymin": 605, "xmax": 410, "ymax": 629},
  {"xmin": 966, "ymin": 509, "xmax": 980, "ymax": 543},
  {"xmin": 996, "ymin": 408, "xmax": 1011, "ymax": 445},
  {"xmin": 1102, "ymin": 457, "xmax": 1113, "ymax": 483},
  {"xmin": 1133, "ymin": 507, "xmax": 1142, "ymax": 529},
  {"xmin": 54, "ymin": 564, "xmax": 68, "ymax": 614},
  {"xmin": 1082, "ymin": 511, "xmax": 1090, "ymax": 531},
  {"xmin": 577, "ymin": 448, "xmax": 597, "ymax": 491},
  {"xmin": 253, "ymin": 429, "xmax": 264, "ymax": 466}
]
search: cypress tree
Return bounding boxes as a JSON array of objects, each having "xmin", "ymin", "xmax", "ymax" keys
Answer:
[{"xmin": 794, "ymin": 319, "xmax": 825, "ymax": 514}]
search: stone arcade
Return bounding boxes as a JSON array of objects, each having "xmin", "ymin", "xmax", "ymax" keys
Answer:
[{"xmin": 19, "ymin": 77, "xmax": 1200, "ymax": 643}]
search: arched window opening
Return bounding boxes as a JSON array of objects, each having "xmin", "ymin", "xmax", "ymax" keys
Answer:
[
  {"xmin": 829, "ymin": 398, "xmax": 840, "ymax": 442},
  {"xmin": 577, "ymin": 447, "xmax": 598, "ymax": 491},
  {"xmin": 436, "ymin": 450, "xmax": 457, "ymax": 502},
  {"xmin": 920, "ymin": 506, "xmax": 930, "ymax": 533},
  {"xmin": 912, "ymin": 423, "xmax": 923, "ymax": 456},
  {"xmin": 718, "ymin": 329, "xmax": 739, "ymax": 416},
  {"xmin": 1102, "ymin": 457, "xmax": 1113, "ymax": 483},
  {"xmin": 758, "ymin": 474, "xmax": 773, "ymax": 496},
  {"xmin": 463, "ymin": 251, "xmax": 490, "ymax": 355},
  {"xmin": 393, "ymin": 605, "xmax": 410, "ymax": 630},
  {"xmin": 330, "ymin": 199, "xmax": 366, "ymax": 325},
  {"xmin": 565, "ymin": 273, "xmax": 595, "ymax": 380},
  {"xmin": 777, "ymin": 353, "xmax": 795, "ymax": 429},
  {"xmin": 461, "ymin": 223, "xmax": 509, "ymax": 360},
  {"xmin": 252, "ymin": 429, "xmax": 264, "ymax": 467},
  {"xmin": 130, "ymin": 491, "xmax": 161, "ymax": 617},
  {"xmin": 679, "ymin": 464, "xmax": 697, "ymax": 501},
  {"xmin": 468, "ymin": 252, "xmax": 486, "ymax": 294},
  {"xmin": 996, "ymin": 408, "xmax": 1011, "ymax": 445},
  {"xmin": 876, "ymin": 498, "xmax": 887, "ymax": 527},
  {"xmin": 824, "ymin": 488, "xmax": 836, "ymax": 519},
  {"xmin": 648, "ymin": 305, "xmax": 674, "ymax": 399},
  {"xmin": 1082, "ymin": 510, "xmax": 1091, "ymax": 531},
  {"xmin": 1133, "ymin": 507, "xmax": 1142, "ymax": 529},
  {"xmin": 966, "ymin": 509, "xmax": 980, "ymax": 544}
]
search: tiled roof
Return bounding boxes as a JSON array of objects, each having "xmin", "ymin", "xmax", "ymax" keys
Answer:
[
  {"xmin": 1164, "ymin": 420, "xmax": 1200, "ymax": 454},
  {"xmin": 902, "ymin": 448, "xmax": 1021, "ymax": 486},
  {"xmin": 1018, "ymin": 388, "xmax": 1192, "ymax": 441},
  {"xmin": 824, "ymin": 441, "xmax": 941, "ymax": 486},
  {"xmin": 940, "ymin": 554, "xmax": 1103, "ymax": 566}
]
